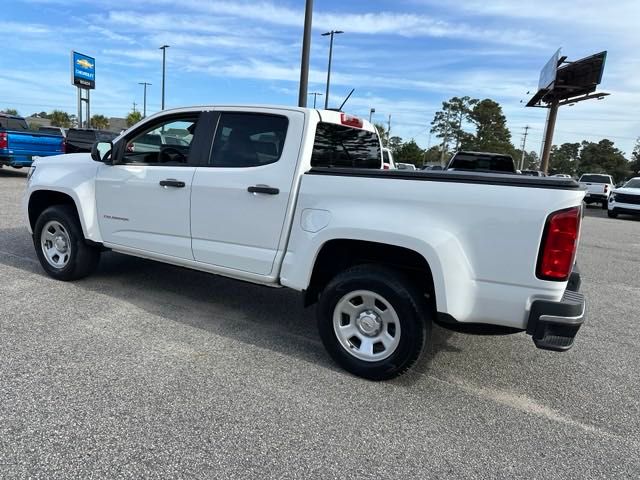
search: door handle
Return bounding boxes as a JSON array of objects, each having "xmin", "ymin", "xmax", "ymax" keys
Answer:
[
  {"xmin": 247, "ymin": 185, "xmax": 279, "ymax": 195},
  {"xmin": 159, "ymin": 179, "xmax": 186, "ymax": 188}
]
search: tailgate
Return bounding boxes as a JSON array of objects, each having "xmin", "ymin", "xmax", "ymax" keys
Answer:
[
  {"xmin": 8, "ymin": 131, "xmax": 64, "ymax": 157},
  {"xmin": 583, "ymin": 183, "xmax": 605, "ymax": 194}
]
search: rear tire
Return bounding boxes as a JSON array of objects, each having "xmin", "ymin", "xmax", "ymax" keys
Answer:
[
  {"xmin": 317, "ymin": 264, "xmax": 430, "ymax": 380},
  {"xmin": 607, "ymin": 209, "xmax": 618, "ymax": 218},
  {"xmin": 33, "ymin": 205, "xmax": 100, "ymax": 281},
  {"xmin": 601, "ymin": 201, "xmax": 608, "ymax": 210}
]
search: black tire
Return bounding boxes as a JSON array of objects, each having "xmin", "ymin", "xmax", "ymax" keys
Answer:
[
  {"xmin": 607, "ymin": 209, "xmax": 618, "ymax": 218},
  {"xmin": 317, "ymin": 264, "xmax": 430, "ymax": 381},
  {"xmin": 601, "ymin": 201, "xmax": 608, "ymax": 210},
  {"xmin": 33, "ymin": 205, "xmax": 100, "ymax": 281}
]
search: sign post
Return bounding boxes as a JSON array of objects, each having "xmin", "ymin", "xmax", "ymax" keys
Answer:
[{"xmin": 71, "ymin": 51, "xmax": 95, "ymax": 128}]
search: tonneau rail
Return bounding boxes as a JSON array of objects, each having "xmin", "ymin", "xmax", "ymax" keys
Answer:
[{"xmin": 306, "ymin": 167, "xmax": 582, "ymax": 190}]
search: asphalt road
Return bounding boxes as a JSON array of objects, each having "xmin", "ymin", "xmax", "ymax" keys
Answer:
[{"xmin": 1, "ymin": 167, "xmax": 639, "ymax": 479}]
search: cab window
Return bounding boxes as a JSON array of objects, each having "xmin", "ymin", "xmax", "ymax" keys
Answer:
[
  {"xmin": 210, "ymin": 113, "xmax": 288, "ymax": 167},
  {"xmin": 122, "ymin": 116, "xmax": 198, "ymax": 165}
]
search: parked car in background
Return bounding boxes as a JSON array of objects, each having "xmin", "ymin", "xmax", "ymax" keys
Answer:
[
  {"xmin": 446, "ymin": 151, "xmax": 516, "ymax": 174},
  {"xmin": 578, "ymin": 173, "xmax": 614, "ymax": 209},
  {"xmin": 423, "ymin": 165, "xmax": 443, "ymax": 171},
  {"xmin": 382, "ymin": 147, "xmax": 395, "ymax": 170},
  {"xmin": 0, "ymin": 113, "xmax": 65, "ymax": 168},
  {"xmin": 395, "ymin": 162, "xmax": 417, "ymax": 170},
  {"xmin": 24, "ymin": 105, "xmax": 587, "ymax": 380},
  {"xmin": 64, "ymin": 129, "xmax": 118, "ymax": 154},
  {"xmin": 552, "ymin": 174, "xmax": 572, "ymax": 178},
  {"xmin": 521, "ymin": 170, "xmax": 546, "ymax": 177},
  {"xmin": 38, "ymin": 126, "xmax": 66, "ymax": 138},
  {"xmin": 608, "ymin": 177, "xmax": 640, "ymax": 218}
]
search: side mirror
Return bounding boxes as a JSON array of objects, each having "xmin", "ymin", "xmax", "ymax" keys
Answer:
[{"xmin": 91, "ymin": 141, "xmax": 113, "ymax": 163}]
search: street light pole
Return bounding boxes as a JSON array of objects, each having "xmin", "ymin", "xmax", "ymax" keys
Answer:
[
  {"xmin": 159, "ymin": 45, "xmax": 170, "ymax": 110},
  {"xmin": 309, "ymin": 92, "xmax": 323, "ymax": 108},
  {"xmin": 369, "ymin": 108, "xmax": 375, "ymax": 123},
  {"xmin": 322, "ymin": 30, "xmax": 343, "ymax": 110},
  {"xmin": 138, "ymin": 82, "xmax": 152, "ymax": 118},
  {"xmin": 298, "ymin": 0, "xmax": 314, "ymax": 107}
]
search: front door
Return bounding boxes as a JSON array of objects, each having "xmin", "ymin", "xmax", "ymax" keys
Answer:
[
  {"xmin": 190, "ymin": 109, "xmax": 304, "ymax": 276},
  {"xmin": 96, "ymin": 113, "xmax": 207, "ymax": 260}
]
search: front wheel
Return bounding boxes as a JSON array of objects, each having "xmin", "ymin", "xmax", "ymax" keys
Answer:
[
  {"xmin": 317, "ymin": 265, "xmax": 429, "ymax": 380},
  {"xmin": 33, "ymin": 205, "xmax": 100, "ymax": 281}
]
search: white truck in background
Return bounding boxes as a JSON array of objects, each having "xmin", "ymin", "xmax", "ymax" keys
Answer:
[
  {"xmin": 579, "ymin": 173, "xmax": 614, "ymax": 208},
  {"xmin": 24, "ymin": 105, "xmax": 586, "ymax": 380}
]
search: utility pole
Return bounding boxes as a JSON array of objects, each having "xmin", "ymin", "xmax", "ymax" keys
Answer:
[
  {"xmin": 520, "ymin": 125, "xmax": 530, "ymax": 170},
  {"xmin": 159, "ymin": 45, "xmax": 170, "ymax": 110},
  {"xmin": 132, "ymin": 101, "xmax": 137, "ymax": 113},
  {"xmin": 308, "ymin": 92, "xmax": 323, "ymax": 108},
  {"xmin": 439, "ymin": 110, "xmax": 451, "ymax": 166},
  {"xmin": 298, "ymin": 0, "xmax": 314, "ymax": 107},
  {"xmin": 138, "ymin": 82, "xmax": 152, "ymax": 118},
  {"xmin": 369, "ymin": 108, "xmax": 375, "ymax": 123},
  {"xmin": 322, "ymin": 30, "xmax": 344, "ymax": 109}
]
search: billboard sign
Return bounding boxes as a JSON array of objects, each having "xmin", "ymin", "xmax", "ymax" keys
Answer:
[
  {"xmin": 71, "ymin": 51, "xmax": 95, "ymax": 89},
  {"xmin": 538, "ymin": 48, "xmax": 561, "ymax": 91}
]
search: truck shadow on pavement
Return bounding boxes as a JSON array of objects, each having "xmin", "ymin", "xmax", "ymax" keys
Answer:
[
  {"xmin": 0, "ymin": 226, "xmax": 458, "ymax": 384},
  {"xmin": 0, "ymin": 168, "xmax": 28, "ymax": 178}
]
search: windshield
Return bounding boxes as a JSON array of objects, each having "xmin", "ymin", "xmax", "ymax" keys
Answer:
[
  {"xmin": 623, "ymin": 179, "xmax": 640, "ymax": 189},
  {"xmin": 580, "ymin": 174, "xmax": 611, "ymax": 183}
]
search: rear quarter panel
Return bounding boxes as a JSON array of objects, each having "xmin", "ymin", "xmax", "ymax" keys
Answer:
[{"xmin": 281, "ymin": 173, "xmax": 585, "ymax": 329}]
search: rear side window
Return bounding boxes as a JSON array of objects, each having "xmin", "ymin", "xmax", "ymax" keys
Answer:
[
  {"xmin": 210, "ymin": 113, "xmax": 288, "ymax": 167},
  {"xmin": 449, "ymin": 153, "xmax": 514, "ymax": 172},
  {"xmin": 312, "ymin": 123, "xmax": 382, "ymax": 169},
  {"xmin": 580, "ymin": 174, "xmax": 611, "ymax": 183},
  {"xmin": 3, "ymin": 117, "xmax": 28, "ymax": 131}
]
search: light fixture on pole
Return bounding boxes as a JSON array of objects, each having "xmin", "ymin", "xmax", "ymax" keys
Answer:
[
  {"xmin": 138, "ymin": 82, "xmax": 152, "ymax": 118},
  {"xmin": 321, "ymin": 30, "xmax": 343, "ymax": 110},
  {"xmin": 308, "ymin": 92, "xmax": 323, "ymax": 108},
  {"xmin": 159, "ymin": 45, "xmax": 170, "ymax": 110}
]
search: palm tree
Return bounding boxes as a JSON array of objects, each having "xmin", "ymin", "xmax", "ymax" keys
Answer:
[{"xmin": 91, "ymin": 114, "xmax": 109, "ymax": 130}]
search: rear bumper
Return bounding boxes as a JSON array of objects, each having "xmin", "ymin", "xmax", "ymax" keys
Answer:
[
  {"xmin": 526, "ymin": 270, "xmax": 585, "ymax": 351},
  {"xmin": 584, "ymin": 193, "xmax": 607, "ymax": 202}
]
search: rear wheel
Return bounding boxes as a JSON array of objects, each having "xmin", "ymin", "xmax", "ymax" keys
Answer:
[
  {"xmin": 317, "ymin": 265, "xmax": 429, "ymax": 380},
  {"xmin": 607, "ymin": 209, "xmax": 618, "ymax": 218},
  {"xmin": 601, "ymin": 200, "xmax": 608, "ymax": 210},
  {"xmin": 33, "ymin": 205, "xmax": 100, "ymax": 281}
]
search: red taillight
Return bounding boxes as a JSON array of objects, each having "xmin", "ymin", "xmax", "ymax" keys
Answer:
[
  {"xmin": 537, "ymin": 206, "xmax": 581, "ymax": 281},
  {"xmin": 340, "ymin": 113, "xmax": 363, "ymax": 128},
  {"xmin": 383, "ymin": 163, "xmax": 389, "ymax": 170},
  {"xmin": 0, "ymin": 132, "xmax": 7, "ymax": 150}
]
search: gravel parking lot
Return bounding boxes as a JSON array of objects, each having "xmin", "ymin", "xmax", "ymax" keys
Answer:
[{"xmin": 1, "ymin": 167, "xmax": 639, "ymax": 479}]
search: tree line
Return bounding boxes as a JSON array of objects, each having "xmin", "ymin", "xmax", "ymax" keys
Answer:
[
  {"xmin": 1, "ymin": 107, "xmax": 143, "ymax": 130},
  {"xmin": 376, "ymin": 96, "xmax": 638, "ymax": 181}
]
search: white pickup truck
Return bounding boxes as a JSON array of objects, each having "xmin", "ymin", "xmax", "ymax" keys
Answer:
[
  {"xmin": 24, "ymin": 105, "xmax": 587, "ymax": 380},
  {"xmin": 579, "ymin": 173, "xmax": 614, "ymax": 208}
]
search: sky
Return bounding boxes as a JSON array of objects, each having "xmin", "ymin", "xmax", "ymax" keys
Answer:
[{"xmin": 2, "ymin": 0, "xmax": 639, "ymax": 156}]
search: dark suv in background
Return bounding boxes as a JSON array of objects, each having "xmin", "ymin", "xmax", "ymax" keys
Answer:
[{"xmin": 64, "ymin": 129, "xmax": 118, "ymax": 154}]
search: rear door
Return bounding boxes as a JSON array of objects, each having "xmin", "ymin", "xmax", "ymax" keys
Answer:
[
  {"xmin": 96, "ymin": 112, "xmax": 212, "ymax": 260},
  {"xmin": 190, "ymin": 109, "xmax": 304, "ymax": 276}
]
